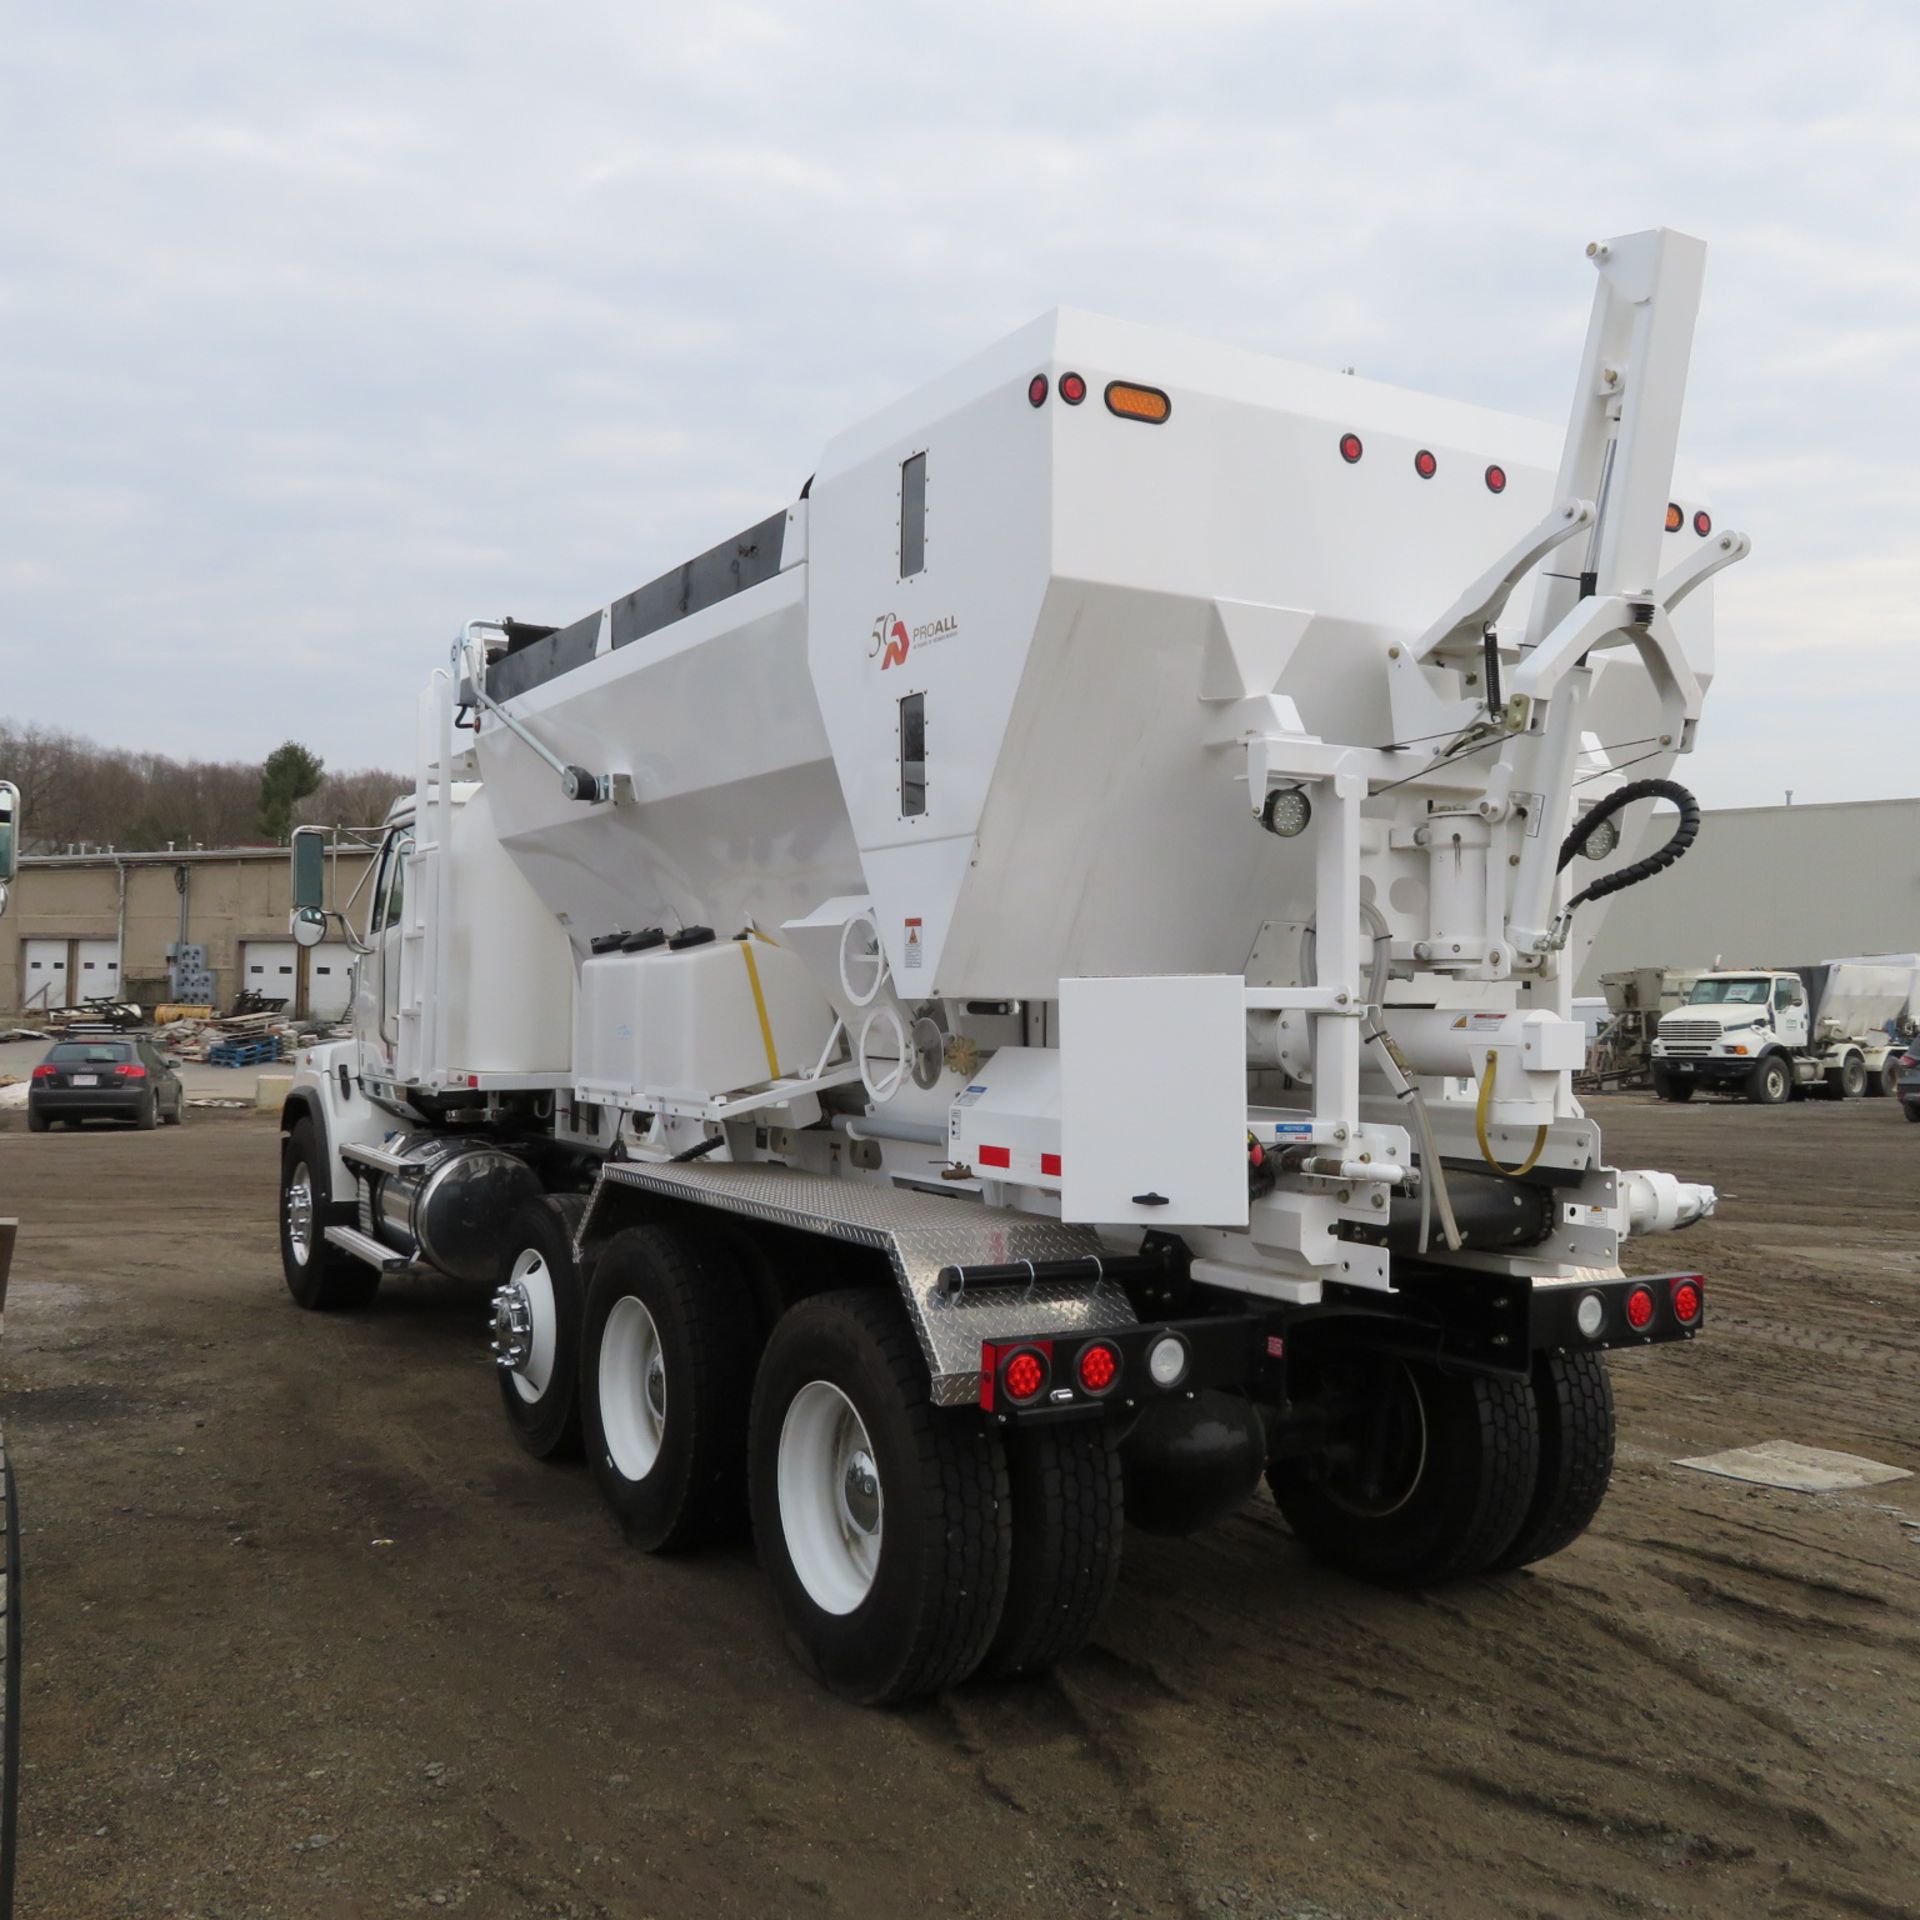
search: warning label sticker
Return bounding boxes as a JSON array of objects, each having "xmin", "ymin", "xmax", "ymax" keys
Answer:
[{"xmin": 904, "ymin": 917, "xmax": 923, "ymax": 969}]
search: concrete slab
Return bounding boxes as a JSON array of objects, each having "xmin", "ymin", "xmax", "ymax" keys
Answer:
[{"xmin": 1676, "ymin": 1440, "xmax": 1913, "ymax": 1493}]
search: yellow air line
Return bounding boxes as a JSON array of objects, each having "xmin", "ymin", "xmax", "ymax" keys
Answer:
[
  {"xmin": 1475, "ymin": 1049, "xmax": 1548, "ymax": 1177},
  {"xmin": 739, "ymin": 937, "xmax": 782, "ymax": 1080}
]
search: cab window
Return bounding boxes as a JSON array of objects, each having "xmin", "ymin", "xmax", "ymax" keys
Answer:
[
  {"xmin": 1773, "ymin": 978, "xmax": 1804, "ymax": 1009},
  {"xmin": 371, "ymin": 834, "xmax": 413, "ymax": 934}
]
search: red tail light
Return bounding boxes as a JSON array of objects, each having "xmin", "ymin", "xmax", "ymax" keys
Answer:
[
  {"xmin": 1028, "ymin": 374, "xmax": 1049, "ymax": 407},
  {"xmin": 1414, "ymin": 449, "xmax": 1437, "ymax": 478},
  {"xmin": 1670, "ymin": 1278, "xmax": 1703, "ymax": 1327},
  {"xmin": 1484, "ymin": 463, "xmax": 1508, "ymax": 494},
  {"xmin": 31, "ymin": 1064, "xmax": 55, "ymax": 1081},
  {"xmin": 1339, "ymin": 432, "xmax": 1363, "ymax": 463},
  {"xmin": 1693, "ymin": 509, "xmax": 1712, "ymax": 536},
  {"xmin": 1002, "ymin": 1348, "xmax": 1048, "ymax": 1404},
  {"xmin": 1624, "ymin": 1285, "xmax": 1656, "ymax": 1331},
  {"xmin": 114, "ymin": 1063, "xmax": 148, "ymax": 1079},
  {"xmin": 1898, "ymin": 1052, "xmax": 1916, "ymax": 1070},
  {"xmin": 1076, "ymin": 1341, "xmax": 1121, "ymax": 1395},
  {"xmin": 1059, "ymin": 372, "xmax": 1087, "ymax": 406}
]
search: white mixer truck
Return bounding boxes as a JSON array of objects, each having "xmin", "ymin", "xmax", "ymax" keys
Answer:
[
  {"xmin": 1651, "ymin": 959, "xmax": 1919, "ymax": 1102},
  {"xmin": 280, "ymin": 230, "xmax": 1738, "ymax": 1703}
]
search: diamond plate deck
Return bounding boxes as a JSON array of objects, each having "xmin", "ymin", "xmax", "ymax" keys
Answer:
[{"xmin": 592, "ymin": 1161, "xmax": 1137, "ymax": 1404}]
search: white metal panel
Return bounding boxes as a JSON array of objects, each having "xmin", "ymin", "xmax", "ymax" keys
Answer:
[
  {"xmin": 22, "ymin": 938, "xmax": 69, "ymax": 1009},
  {"xmin": 75, "ymin": 938, "xmax": 120, "ymax": 998},
  {"xmin": 1059, "ymin": 975, "xmax": 1248, "ymax": 1228}
]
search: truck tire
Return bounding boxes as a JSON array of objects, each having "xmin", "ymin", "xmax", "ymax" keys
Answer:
[
  {"xmin": 1871, "ymin": 1058, "xmax": 1900, "ymax": 1098},
  {"xmin": 749, "ymin": 1290, "xmax": 1010, "ymax": 1704},
  {"xmin": 1650, "ymin": 1068, "xmax": 1692, "ymax": 1103},
  {"xmin": 1746, "ymin": 1055, "xmax": 1791, "ymax": 1106},
  {"xmin": 493, "ymin": 1194, "xmax": 589, "ymax": 1461},
  {"xmin": 980, "ymin": 1420, "xmax": 1123, "ymax": 1679},
  {"xmin": 1838, "ymin": 1054, "xmax": 1868, "ymax": 1099},
  {"xmin": 1492, "ymin": 1350, "xmax": 1615, "ymax": 1570},
  {"xmin": 279, "ymin": 1118, "xmax": 380, "ymax": 1310},
  {"xmin": 580, "ymin": 1224, "xmax": 755, "ymax": 1553},
  {"xmin": 1267, "ymin": 1350, "xmax": 1538, "ymax": 1587}
]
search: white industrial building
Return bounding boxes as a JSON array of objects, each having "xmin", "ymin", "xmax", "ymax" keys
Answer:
[{"xmin": 1577, "ymin": 797, "xmax": 1920, "ymax": 991}]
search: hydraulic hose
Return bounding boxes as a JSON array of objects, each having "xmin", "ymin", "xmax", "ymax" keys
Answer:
[
  {"xmin": 1557, "ymin": 776, "xmax": 1700, "ymax": 914},
  {"xmin": 1474, "ymin": 1049, "xmax": 1547, "ymax": 1178}
]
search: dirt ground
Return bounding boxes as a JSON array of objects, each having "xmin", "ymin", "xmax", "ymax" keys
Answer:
[{"xmin": 0, "ymin": 1096, "xmax": 1915, "ymax": 1920}]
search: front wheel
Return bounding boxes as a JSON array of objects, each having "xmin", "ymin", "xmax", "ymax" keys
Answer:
[
  {"xmin": 1651, "ymin": 1067, "xmax": 1693, "ymax": 1103},
  {"xmin": 1268, "ymin": 1350, "xmax": 1538, "ymax": 1587},
  {"xmin": 493, "ymin": 1195, "xmax": 589, "ymax": 1460},
  {"xmin": 1747, "ymin": 1055, "xmax": 1792, "ymax": 1105},
  {"xmin": 279, "ymin": 1118, "xmax": 379, "ymax": 1310},
  {"xmin": 749, "ymin": 1290, "xmax": 1010, "ymax": 1704}
]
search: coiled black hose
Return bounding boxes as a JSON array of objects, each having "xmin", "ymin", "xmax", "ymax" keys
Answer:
[{"xmin": 1556, "ymin": 775, "xmax": 1700, "ymax": 914}]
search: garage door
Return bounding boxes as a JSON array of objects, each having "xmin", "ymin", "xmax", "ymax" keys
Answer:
[
  {"xmin": 305, "ymin": 942, "xmax": 354, "ymax": 1020},
  {"xmin": 76, "ymin": 938, "xmax": 122, "ymax": 1000},
  {"xmin": 240, "ymin": 940, "xmax": 355, "ymax": 1020},
  {"xmin": 21, "ymin": 938, "xmax": 69, "ymax": 1010}
]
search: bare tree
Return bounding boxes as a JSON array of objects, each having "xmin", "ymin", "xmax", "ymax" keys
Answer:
[{"xmin": 0, "ymin": 719, "xmax": 407, "ymax": 853}]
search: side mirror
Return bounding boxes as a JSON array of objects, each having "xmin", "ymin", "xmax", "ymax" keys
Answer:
[
  {"xmin": 291, "ymin": 906, "xmax": 328, "ymax": 949},
  {"xmin": 291, "ymin": 824, "xmax": 327, "ymax": 912},
  {"xmin": 0, "ymin": 779, "xmax": 19, "ymax": 892}
]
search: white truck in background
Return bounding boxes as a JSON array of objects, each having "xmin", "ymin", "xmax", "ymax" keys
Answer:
[
  {"xmin": 279, "ymin": 231, "xmax": 1739, "ymax": 1704},
  {"xmin": 1651, "ymin": 959, "xmax": 1919, "ymax": 1103}
]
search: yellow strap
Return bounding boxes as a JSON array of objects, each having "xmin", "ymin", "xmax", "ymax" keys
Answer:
[
  {"xmin": 739, "ymin": 938, "xmax": 781, "ymax": 1080},
  {"xmin": 1475, "ymin": 1049, "xmax": 1547, "ymax": 1177}
]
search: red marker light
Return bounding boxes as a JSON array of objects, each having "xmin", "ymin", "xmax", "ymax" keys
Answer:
[
  {"xmin": 1339, "ymin": 432, "xmax": 1363, "ymax": 464},
  {"xmin": 1028, "ymin": 374, "xmax": 1049, "ymax": 407},
  {"xmin": 1625, "ymin": 1286, "xmax": 1656, "ymax": 1331},
  {"xmin": 1077, "ymin": 1341, "xmax": 1120, "ymax": 1394},
  {"xmin": 1693, "ymin": 509, "xmax": 1712, "ymax": 536},
  {"xmin": 1485, "ymin": 463, "xmax": 1507, "ymax": 494},
  {"xmin": 1003, "ymin": 1349, "xmax": 1047, "ymax": 1403},
  {"xmin": 1414, "ymin": 449, "xmax": 1437, "ymax": 478},
  {"xmin": 1670, "ymin": 1278, "xmax": 1703, "ymax": 1326},
  {"xmin": 1060, "ymin": 372, "xmax": 1087, "ymax": 405}
]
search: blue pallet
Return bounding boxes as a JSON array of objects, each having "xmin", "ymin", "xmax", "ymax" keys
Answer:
[{"xmin": 206, "ymin": 1036, "xmax": 284, "ymax": 1067}]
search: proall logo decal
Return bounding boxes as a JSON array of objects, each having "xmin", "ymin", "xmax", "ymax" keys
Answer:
[{"xmin": 870, "ymin": 611, "xmax": 958, "ymax": 669}]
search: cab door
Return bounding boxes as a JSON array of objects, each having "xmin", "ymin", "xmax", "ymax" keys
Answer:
[
  {"xmin": 356, "ymin": 824, "xmax": 411, "ymax": 1081},
  {"xmin": 1772, "ymin": 975, "xmax": 1809, "ymax": 1048}
]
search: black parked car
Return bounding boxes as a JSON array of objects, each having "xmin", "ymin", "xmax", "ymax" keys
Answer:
[
  {"xmin": 26, "ymin": 1035, "xmax": 186, "ymax": 1131},
  {"xmin": 1898, "ymin": 1044, "xmax": 1920, "ymax": 1123}
]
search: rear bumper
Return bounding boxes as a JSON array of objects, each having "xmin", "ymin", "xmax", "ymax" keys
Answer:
[
  {"xmin": 28, "ymin": 1089, "xmax": 149, "ymax": 1120},
  {"xmin": 977, "ymin": 1270, "xmax": 1706, "ymax": 1421}
]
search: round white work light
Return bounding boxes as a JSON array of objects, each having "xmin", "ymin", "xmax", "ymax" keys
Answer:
[
  {"xmin": 1578, "ymin": 815, "xmax": 1620, "ymax": 861},
  {"xmin": 1575, "ymin": 1292, "xmax": 1607, "ymax": 1339},
  {"xmin": 1147, "ymin": 1334, "xmax": 1190, "ymax": 1389},
  {"xmin": 1262, "ymin": 788, "xmax": 1313, "ymax": 839}
]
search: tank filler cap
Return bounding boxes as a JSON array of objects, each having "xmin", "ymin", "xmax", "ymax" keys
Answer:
[
  {"xmin": 668, "ymin": 926, "xmax": 715, "ymax": 951},
  {"xmin": 589, "ymin": 933, "xmax": 627, "ymax": 955},
  {"xmin": 621, "ymin": 928, "xmax": 667, "ymax": 952}
]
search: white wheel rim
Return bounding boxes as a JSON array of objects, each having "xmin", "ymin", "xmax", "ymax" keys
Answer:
[
  {"xmin": 507, "ymin": 1250, "xmax": 558, "ymax": 1403},
  {"xmin": 778, "ymin": 1381, "xmax": 883, "ymax": 1616},
  {"xmin": 285, "ymin": 1163, "xmax": 313, "ymax": 1268},
  {"xmin": 600, "ymin": 1296, "xmax": 667, "ymax": 1480}
]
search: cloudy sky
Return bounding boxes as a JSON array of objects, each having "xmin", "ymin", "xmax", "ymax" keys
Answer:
[{"xmin": 3, "ymin": 1, "xmax": 1913, "ymax": 808}]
